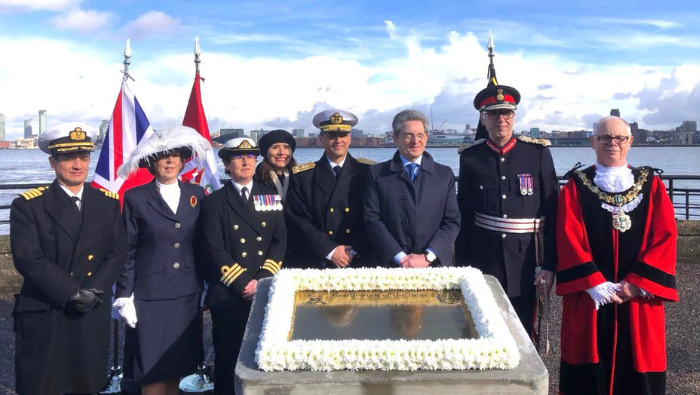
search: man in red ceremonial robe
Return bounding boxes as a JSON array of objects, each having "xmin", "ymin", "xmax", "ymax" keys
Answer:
[{"xmin": 556, "ymin": 116, "xmax": 678, "ymax": 395}]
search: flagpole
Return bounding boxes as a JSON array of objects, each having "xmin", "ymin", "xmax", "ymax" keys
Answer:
[
  {"xmin": 179, "ymin": 36, "xmax": 216, "ymax": 395},
  {"xmin": 122, "ymin": 38, "xmax": 135, "ymax": 81}
]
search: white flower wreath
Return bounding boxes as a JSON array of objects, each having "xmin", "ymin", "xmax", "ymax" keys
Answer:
[{"xmin": 255, "ymin": 267, "xmax": 520, "ymax": 371}]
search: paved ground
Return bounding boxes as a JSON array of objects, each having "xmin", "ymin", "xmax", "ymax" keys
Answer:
[{"xmin": 0, "ymin": 253, "xmax": 697, "ymax": 394}]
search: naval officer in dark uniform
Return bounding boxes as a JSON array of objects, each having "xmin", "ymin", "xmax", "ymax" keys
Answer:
[
  {"xmin": 286, "ymin": 109, "xmax": 378, "ymax": 268},
  {"xmin": 364, "ymin": 109, "xmax": 460, "ymax": 267},
  {"xmin": 198, "ymin": 137, "xmax": 286, "ymax": 395},
  {"xmin": 455, "ymin": 83, "xmax": 558, "ymax": 333},
  {"xmin": 113, "ymin": 126, "xmax": 211, "ymax": 395},
  {"xmin": 10, "ymin": 123, "xmax": 127, "ymax": 395}
]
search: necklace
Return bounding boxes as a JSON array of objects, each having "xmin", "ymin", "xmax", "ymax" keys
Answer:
[{"xmin": 575, "ymin": 168, "xmax": 648, "ymax": 232}]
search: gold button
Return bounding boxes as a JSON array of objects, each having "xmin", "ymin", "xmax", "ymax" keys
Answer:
[
  {"xmin": 174, "ymin": 263, "xmax": 180, "ymax": 268},
  {"xmin": 87, "ymin": 254, "xmax": 94, "ymax": 261},
  {"xmin": 240, "ymin": 238, "xmax": 246, "ymax": 244},
  {"xmin": 234, "ymin": 225, "xmax": 239, "ymax": 230},
  {"xmin": 258, "ymin": 251, "xmax": 263, "ymax": 256},
  {"xmin": 330, "ymin": 208, "xmax": 334, "ymax": 213},
  {"xmin": 174, "ymin": 243, "xmax": 180, "ymax": 248},
  {"xmin": 242, "ymin": 252, "xmax": 248, "ymax": 258},
  {"xmin": 256, "ymin": 236, "xmax": 262, "ymax": 242},
  {"xmin": 479, "ymin": 185, "xmax": 484, "ymax": 190},
  {"xmin": 70, "ymin": 271, "xmax": 74, "ymax": 276},
  {"xmin": 86, "ymin": 272, "xmax": 92, "ymax": 277},
  {"xmin": 346, "ymin": 229, "xmax": 351, "ymax": 234},
  {"xmin": 500, "ymin": 157, "xmax": 505, "ymax": 163},
  {"xmin": 175, "ymin": 223, "xmax": 181, "ymax": 228},
  {"xmin": 345, "ymin": 207, "xmax": 350, "ymax": 212},
  {"xmin": 261, "ymin": 222, "xmax": 267, "ymax": 227},
  {"xmin": 328, "ymin": 231, "xmax": 333, "ymax": 236}
]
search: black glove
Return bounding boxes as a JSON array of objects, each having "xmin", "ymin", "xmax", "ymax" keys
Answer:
[{"xmin": 68, "ymin": 288, "xmax": 104, "ymax": 314}]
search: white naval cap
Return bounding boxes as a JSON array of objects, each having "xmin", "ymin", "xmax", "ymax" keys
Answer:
[
  {"xmin": 218, "ymin": 137, "xmax": 260, "ymax": 160},
  {"xmin": 312, "ymin": 109, "xmax": 358, "ymax": 133},
  {"xmin": 38, "ymin": 122, "xmax": 96, "ymax": 155}
]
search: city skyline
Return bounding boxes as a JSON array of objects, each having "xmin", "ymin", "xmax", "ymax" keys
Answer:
[{"xmin": 1, "ymin": 1, "xmax": 700, "ymax": 139}]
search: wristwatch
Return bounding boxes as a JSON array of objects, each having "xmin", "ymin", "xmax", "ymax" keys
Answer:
[{"xmin": 424, "ymin": 250, "xmax": 437, "ymax": 264}]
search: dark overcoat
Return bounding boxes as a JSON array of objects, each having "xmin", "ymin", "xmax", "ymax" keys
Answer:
[
  {"xmin": 10, "ymin": 180, "xmax": 127, "ymax": 395},
  {"xmin": 363, "ymin": 151, "xmax": 460, "ymax": 266},
  {"xmin": 286, "ymin": 153, "xmax": 377, "ymax": 268},
  {"xmin": 455, "ymin": 137, "xmax": 558, "ymax": 298}
]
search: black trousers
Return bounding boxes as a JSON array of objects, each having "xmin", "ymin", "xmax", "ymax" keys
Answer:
[{"xmin": 210, "ymin": 301, "xmax": 251, "ymax": 395}]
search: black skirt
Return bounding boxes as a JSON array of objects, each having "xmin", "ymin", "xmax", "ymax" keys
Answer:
[{"xmin": 124, "ymin": 294, "xmax": 203, "ymax": 384}]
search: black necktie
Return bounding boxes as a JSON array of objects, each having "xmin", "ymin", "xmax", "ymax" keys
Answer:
[
  {"xmin": 241, "ymin": 187, "xmax": 249, "ymax": 203},
  {"xmin": 333, "ymin": 165, "xmax": 341, "ymax": 180},
  {"xmin": 70, "ymin": 196, "xmax": 81, "ymax": 216}
]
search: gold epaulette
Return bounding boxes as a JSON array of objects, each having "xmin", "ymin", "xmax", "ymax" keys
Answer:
[
  {"xmin": 292, "ymin": 162, "xmax": 316, "ymax": 174},
  {"xmin": 356, "ymin": 157, "xmax": 377, "ymax": 166},
  {"xmin": 518, "ymin": 135, "xmax": 551, "ymax": 147},
  {"xmin": 99, "ymin": 188, "xmax": 120, "ymax": 200},
  {"xmin": 457, "ymin": 138, "xmax": 486, "ymax": 154},
  {"xmin": 19, "ymin": 186, "xmax": 49, "ymax": 201}
]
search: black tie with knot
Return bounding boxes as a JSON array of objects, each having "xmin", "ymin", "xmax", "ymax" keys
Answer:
[
  {"xmin": 70, "ymin": 196, "xmax": 81, "ymax": 216},
  {"xmin": 241, "ymin": 187, "xmax": 249, "ymax": 203},
  {"xmin": 333, "ymin": 165, "xmax": 341, "ymax": 180}
]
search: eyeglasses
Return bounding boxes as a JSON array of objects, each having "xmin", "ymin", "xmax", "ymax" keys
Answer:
[
  {"xmin": 482, "ymin": 110, "xmax": 515, "ymax": 120},
  {"xmin": 595, "ymin": 135, "xmax": 631, "ymax": 145},
  {"xmin": 231, "ymin": 153, "xmax": 257, "ymax": 162},
  {"xmin": 401, "ymin": 133, "xmax": 428, "ymax": 142}
]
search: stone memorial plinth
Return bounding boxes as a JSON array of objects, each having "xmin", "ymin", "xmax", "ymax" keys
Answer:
[{"xmin": 235, "ymin": 273, "xmax": 548, "ymax": 395}]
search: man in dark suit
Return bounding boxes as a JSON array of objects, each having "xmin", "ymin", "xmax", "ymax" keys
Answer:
[
  {"xmin": 10, "ymin": 123, "xmax": 127, "ymax": 395},
  {"xmin": 455, "ymin": 83, "xmax": 558, "ymax": 335},
  {"xmin": 286, "ymin": 109, "xmax": 377, "ymax": 268},
  {"xmin": 198, "ymin": 137, "xmax": 286, "ymax": 395},
  {"xmin": 363, "ymin": 109, "xmax": 460, "ymax": 267}
]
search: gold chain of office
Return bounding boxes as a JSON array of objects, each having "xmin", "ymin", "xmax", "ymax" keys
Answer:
[{"xmin": 575, "ymin": 168, "xmax": 648, "ymax": 206}]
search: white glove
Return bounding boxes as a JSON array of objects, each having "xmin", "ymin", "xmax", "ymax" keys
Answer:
[
  {"xmin": 585, "ymin": 282, "xmax": 621, "ymax": 310},
  {"xmin": 113, "ymin": 294, "xmax": 137, "ymax": 328}
]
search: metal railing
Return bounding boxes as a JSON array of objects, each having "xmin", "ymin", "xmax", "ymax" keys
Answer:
[{"xmin": 1, "ymin": 175, "xmax": 699, "ymax": 225}]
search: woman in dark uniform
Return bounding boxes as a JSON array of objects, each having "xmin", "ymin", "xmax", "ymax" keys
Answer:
[
  {"xmin": 255, "ymin": 129, "xmax": 297, "ymax": 201},
  {"xmin": 113, "ymin": 125, "xmax": 211, "ymax": 395}
]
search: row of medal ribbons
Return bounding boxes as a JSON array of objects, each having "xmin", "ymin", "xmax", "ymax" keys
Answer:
[{"xmin": 254, "ymin": 194, "xmax": 283, "ymax": 211}]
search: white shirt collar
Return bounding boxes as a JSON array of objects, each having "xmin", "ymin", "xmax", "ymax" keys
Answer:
[
  {"xmin": 232, "ymin": 179, "xmax": 253, "ymax": 195},
  {"xmin": 326, "ymin": 155, "xmax": 347, "ymax": 169},
  {"xmin": 58, "ymin": 184, "xmax": 84, "ymax": 200},
  {"xmin": 399, "ymin": 154, "xmax": 422, "ymax": 167},
  {"xmin": 594, "ymin": 161, "xmax": 633, "ymax": 193}
]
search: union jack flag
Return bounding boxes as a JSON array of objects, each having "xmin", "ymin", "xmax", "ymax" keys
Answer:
[{"xmin": 91, "ymin": 79, "xmax": 154, "ymax": 202}]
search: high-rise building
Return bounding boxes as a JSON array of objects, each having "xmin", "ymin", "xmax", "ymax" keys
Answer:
[
  {"xmin": 292, "ymin": 128, "xmax": 305, "ymax": 137},
  {"xmin": 249, "ymin": 129, "xmax": 268, "ymax": 143},
  {"xmin": 530, "ymin": 127, "xmax": 540, "ymax": 138},
  {"xmin": 24, "ymin": 119, "xmax": 34, "ymax": 138},
  {"xmin": 38, "ymin": 110, "xmax": 47, "ymax": 135},
  {"xmin": 0, "ymin": 113, "xmax": 5, "ymax": 141},
  {"xmin": 610, "ymin": 109, "xmax": 621, "ymax": 117},
  {"xmin": 220, "ymin": 128, "xmax": 244, "ymax": 138},
  {"xmin": 98, "ymin": 120, "xmax": 110, "ymax": 141},
  {"xmin": 351, "ymin": 128, "xmax": 363, "ymax": 137}
]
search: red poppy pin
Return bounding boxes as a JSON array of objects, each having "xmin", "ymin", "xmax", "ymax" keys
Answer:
[{"xmin": 190, "ymin": 195, "xmax": 197, "ymax": 208}]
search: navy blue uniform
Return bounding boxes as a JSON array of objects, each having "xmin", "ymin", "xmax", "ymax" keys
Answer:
[
  {"xmin": 198, "ymin": 180, "xmax": 286, "ymax": 395},
  {"xmin": 10, "ymin": 181, "xmax": 127, "ymax": 395},
  {"xmin": 115, "ymin": 180, "xmax": 205, "ymax": 385},
  {"xmin": 363, "ymin": 151, "xmax": 460, "ymax": 266},
  {"xmin": 286, "ymin": 153, "xmax": 378, "ymax": 268},
  {"xmin": 455, "ymin": 136, "xmax": 558, "ymax": 330}
]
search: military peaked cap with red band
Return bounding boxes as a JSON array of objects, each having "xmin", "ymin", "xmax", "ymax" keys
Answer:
[{"xmin": 473, "ymin": 85, "xmax": 521, "ymax": 111}]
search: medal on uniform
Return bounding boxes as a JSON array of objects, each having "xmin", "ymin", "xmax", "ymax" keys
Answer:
[
  {"xmin": 274, "ymin": 194, "xmax": 282, "ymax": 211},
  {"xmin": 527, "ymin": 174, "xmax": 534, "ymax": 196},
  {"xmin": 518, "ymin": 174, "xmax": 528, "ymax": 196},
  {"xmin": 253, "ymin": 195, "xmax": 262, "ymax": 211}
]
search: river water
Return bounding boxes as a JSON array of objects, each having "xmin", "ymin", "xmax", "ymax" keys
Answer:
[{"xmin": 1, "ymin": 146, "xmax": 698, "ymax": 234}]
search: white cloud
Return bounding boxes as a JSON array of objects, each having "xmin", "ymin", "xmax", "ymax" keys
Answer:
[
  {"xmin": 0, "ymin": 0, "xmax": 80, "ymax": 11},
  {"xmin": 600, "ymin": 18, "xmax": 683, "ymax": 30},
  {"xmin": 51, "ymin": 9, "xmax": 115, "ymax": 33},
  {"xmin": 123, "ymin": 11, "xmax": 180, "ymax": 39}
]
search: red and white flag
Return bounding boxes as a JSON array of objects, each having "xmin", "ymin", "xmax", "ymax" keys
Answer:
[
  {"xmin": 92, "ymin": 79, "xmax": 155, "ymax": 203},
  {"xmin": 180, "ymin": 69, "xmax": 221, "ymax": 194}
]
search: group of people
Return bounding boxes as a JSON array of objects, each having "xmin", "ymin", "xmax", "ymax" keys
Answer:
[{"xmin": 10, "ymin": 79, "xmax": 678, "ymax": 395}]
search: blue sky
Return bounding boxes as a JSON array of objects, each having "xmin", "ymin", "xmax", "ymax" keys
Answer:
[{"xmin": 1, "ymin": 0, "xmax": 700, "ymax": 138}]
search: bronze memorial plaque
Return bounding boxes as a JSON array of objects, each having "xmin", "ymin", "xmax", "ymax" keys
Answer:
[{"xmin": 291, "ymin": 289, "xmax": 478, "ymax": 341}]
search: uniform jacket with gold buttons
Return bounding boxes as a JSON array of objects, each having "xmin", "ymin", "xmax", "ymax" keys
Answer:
[
  {"xmin": 115, "ymin": 180, "xmax": 205, "ymax": 301},
  {"xmin": 286, "ymin": 153, "xmax": 378, "ymax": 267},
  {"xmin": 199, "ymin": 179, "xmax": 286, "ymax": 308},
  {"xmin": 10, "ymin": 179, "xmax": 127, "ymax": 313},
  {"xmin": 455, "ymin": 137, "xmax": 558, "ymax": 298}
]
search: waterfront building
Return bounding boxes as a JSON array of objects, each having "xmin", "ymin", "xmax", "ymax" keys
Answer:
[
  {"xmin": 249, "ymin": 129, "xmax": 268, "ymax": 143},
  {"xmin": 610, "ymin": 109, "xmax": 621, "ymax": 117},
  {"xmin": 24, "ymin": 119, "xmax": 34, "ymax": 138},
  {"xmin": 292, "ymin": 128, "xmax": 305, "ymax": 137},
  {"xmin": 38, "ymin": 110, "xmax": 47, "ymax": 135},
  {"xmin": 0, "ymin": 113, "xmax": 5, "ymax": 141},
  {"xmin": 98, "ymin": 120, "xmax": 109, "ymax": 141},
  {"xmin": 676, "ymin": 121, "xmax": 697, "ymax": 145},
  {"xmin": 220, "ymin": 128, "xmax": 244, "ymax": 138},
  {"xmin": 351, "ymin": 128, "xmax": 363, "ymax": 137},
  {"xmin": 530, "ymin": 127, "xmax": 540, "ymax": 138}
]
